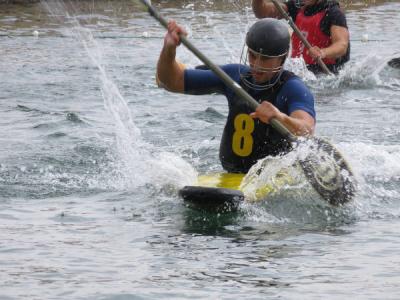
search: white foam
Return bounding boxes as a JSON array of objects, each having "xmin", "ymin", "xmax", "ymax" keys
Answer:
[{"xmin": 43, "ymin": 0, "xmax": 197, "ymax": 191}]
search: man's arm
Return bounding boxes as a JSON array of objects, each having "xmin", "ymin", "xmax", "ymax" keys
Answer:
[
  {"xmin": 308, "ymin": 25, "xmax": 349, "ymax": 60},
  {"xmin": 156, "ymin": 20, "xmax": 186, "ymax": 93},
  {"xmin": 250, "ymin": 77, "xmax": 315, "ymax": 136},
  {"xmin": 252, "ymin": 0, "xmax": 288, "ymax": 19},
  {"xmin": 324, "ymin": 25, "xmax": 349, "ymax": 59},
  {"xmin": 250, "ymin": 102, "xmax": 315, "ymax": 136}
]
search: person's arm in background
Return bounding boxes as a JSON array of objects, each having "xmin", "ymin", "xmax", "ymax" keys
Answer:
[
  {"xmin": 252, "ymin": 0, "xmax": 288, "ymax": 19},
  {"xmin": 308, "ymin": 6, "xmax": 350, "ymax": 61},
  {"xmin": 308, "ymin": 25, "xmax": 349, "ymax": 60}
]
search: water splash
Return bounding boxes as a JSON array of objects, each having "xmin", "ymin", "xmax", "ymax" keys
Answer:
[
  {"xmin": 339, "ymin": 142, "xmax": 400, "ymax": 193},
  {"xmin": 285, "ymin": 54, "xmax": 399, "ymax": 91},
  {"xmin": 285, "ymin": 57, "xmax": 318, "ymax": 81},
  {"xmin": 41, "ymin": 0, "xmax": 197, "ymax": 191},
  {"xmin": 238, "ymin": 138, "xmax": 367, "ymax": 224},
  {"xmin": 240, "ymin": 150, "xmax": 304, "ymax": 202}
]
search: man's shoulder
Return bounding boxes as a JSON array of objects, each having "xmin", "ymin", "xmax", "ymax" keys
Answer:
[
  {"xmin": 324, "ymin": 4, "xmax": 347, "ymax": 28},
  {"xmin": 186, "ymin": 63, "xmax": 244, "ymax": 79},
  {"xmin": 220, "ymin": 64, "xmax": 250, "ymax": 83},
  {"xmin": 280, "ymin": 75, "xmax": 313, "ymax": 97},
  {"xmin": 190, "ymin": 63, "xmax": 248, "ymax": 77},
  {"xmin": 221, "ymin": 63, "xmax": 249, "ymax": 74},
  {"xmin": 282, "ymin": 74, "xmax": 308, "ymax": 89},
  {"xmin": 326, "ymin": 4, "xmax": 345, "ymax": 16},
  {"xmin": 279, "ymin": 73, "xmax": 315, "ymax": 117}
]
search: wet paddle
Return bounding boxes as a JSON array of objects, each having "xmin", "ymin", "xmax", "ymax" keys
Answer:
[
  {"xmin": 269, "ymin": 0, "xmax": 333, "ymax": 75},
  {"xmin": 388, "ymin": 57, "xmax": 400, "ymax": 68},
  {"xmin": 138, "ymin": 0, "xmax": 357, "ymax": 206}
]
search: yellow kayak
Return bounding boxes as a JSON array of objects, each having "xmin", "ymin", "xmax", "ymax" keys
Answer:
[
  {"xmin": 198, "ymin": 170, "xmax": 296, "ymax": 202},
  {"xmin": 180, "ymin": 170, "xmax": 296, "ymax": 212},
  {"xmin": 197, "ymin": 173, "xmax": 244, "ymax": 190}
]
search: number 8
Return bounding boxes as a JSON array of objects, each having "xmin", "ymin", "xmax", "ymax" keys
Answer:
[{"xmin": 232, "ymin": 114, "xmax": 254, "ymax": 157}]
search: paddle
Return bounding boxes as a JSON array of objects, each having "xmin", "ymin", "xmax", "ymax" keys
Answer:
[
  {"xmin": 388, "ymin": 57, "xmax": 400, "ymax": 68},
  {"xmin": 138, "ymin": 0, "xmax": 356, "ymax": 205},
  {"xmin": 269, "ymin": 0, "xmax": 332, "ymax": 75}
]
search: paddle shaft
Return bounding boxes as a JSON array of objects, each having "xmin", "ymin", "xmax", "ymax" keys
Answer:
[
  {"xmin": 139, "ymin": 0, "xmax": 296, "ymax": 142},
  {"xmin": 270, "ymin": 0, "xmax": 332, "ymax": 75}
]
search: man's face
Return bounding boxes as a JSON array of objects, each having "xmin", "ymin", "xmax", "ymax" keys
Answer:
[{"xmin": 248, "ymin": 49, "xmax": 282, "ymax": 83}]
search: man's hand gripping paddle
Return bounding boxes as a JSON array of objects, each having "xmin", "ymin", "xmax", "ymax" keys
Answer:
[{"xmin": 137, "ymin": 0, "xmax": 357, "ymax": 205}]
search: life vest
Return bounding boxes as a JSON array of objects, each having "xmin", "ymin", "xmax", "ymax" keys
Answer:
[
  {"xmin": 291, "ymin": 8, "xmax": 336, "ymax": 65},
  {"xmin": 219, "ymin": 71, "xmax": 294, "ymax": 173}
]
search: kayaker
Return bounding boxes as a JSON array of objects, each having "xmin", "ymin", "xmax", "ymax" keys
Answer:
[
  {"xmin": 156, "ymin": 18, "xmax": 315, "ymax": 173},
  {"xmin": 252, "ymin": 0, "xmax": 350, "ymax": 74}
]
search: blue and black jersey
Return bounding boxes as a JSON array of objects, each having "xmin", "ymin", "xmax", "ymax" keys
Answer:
[{"xmin": 184, "ymin": 64, "xmax": 315, "ymax": 173}]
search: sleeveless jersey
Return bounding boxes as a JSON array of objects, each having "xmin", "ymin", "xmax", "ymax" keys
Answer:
[
  {"xmin": 219, "ymin": 71, "xmax": 294, "ymax": 173},
  {"xmin": 291, "ymin": 9, "xmax": 336, "ymax": 65}
]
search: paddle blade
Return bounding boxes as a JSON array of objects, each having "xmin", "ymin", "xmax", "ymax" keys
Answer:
[
  {"xmin": 179, "ymin": 186, "xmax": 244, "ymax": 213},
  {"xmin": 388, "ymin": 58, "xmax": 400, "ymax": 68},
  {"xmin": 299, "ymin": 137, "xmax": 357, "ymax": 205}
]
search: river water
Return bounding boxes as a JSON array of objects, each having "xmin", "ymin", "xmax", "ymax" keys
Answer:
[{"xmin": 0, "ymin": 0, "xmax": 399, "ymax": 299}]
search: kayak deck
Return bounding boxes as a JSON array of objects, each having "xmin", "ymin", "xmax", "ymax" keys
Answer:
[
  {"xmin": 179, "ymin": 170, "xmax": 297, "ymax": 213},
  {"xmin": 179, "ymin": 173, "xmax": 245, "ymax": 213},
  {"xmin": 197, "ymin": 173, "xmax": 244, "ymax": 190}
]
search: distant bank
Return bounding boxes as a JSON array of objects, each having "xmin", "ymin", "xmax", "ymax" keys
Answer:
[
  {"xmin": 0, "ymin": 0, "xmax": 398, "ymax": 11},
  {"xmin": 0, "ymin": 0, "xmax": 40, "ymax": 3}
]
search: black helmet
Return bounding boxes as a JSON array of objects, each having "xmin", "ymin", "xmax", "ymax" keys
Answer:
[{"xmin": 246, "ymin": 18, "xmax": 290, "ymax": 57}]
